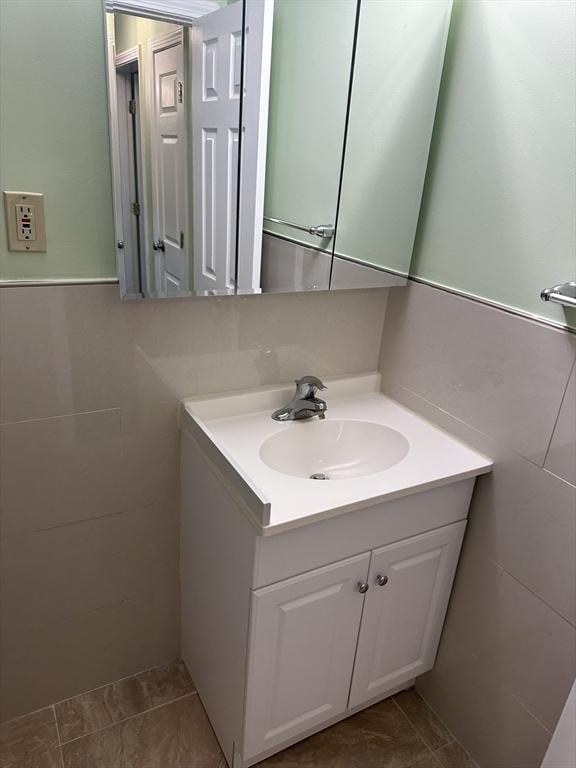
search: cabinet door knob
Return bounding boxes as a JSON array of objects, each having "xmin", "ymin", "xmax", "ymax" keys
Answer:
[
  {"xmin": 376, "ymin": 574, "xmax": 388, "ymax": 586},
  {"xmin": 357, "ymin": 581, "xmax": 369, "ymax": 594}
]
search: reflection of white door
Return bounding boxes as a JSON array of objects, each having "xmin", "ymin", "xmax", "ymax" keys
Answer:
[
  {"xmin": 192, "ymin": 2, "xmax": 243, "ymax": 294},
  {"xmin": 115, "ymin": 55, "xmax": 145, "ymax": 296},
  {"xmin": 149, "ymin": 30, "xmax": 189, "ymax": 295}
]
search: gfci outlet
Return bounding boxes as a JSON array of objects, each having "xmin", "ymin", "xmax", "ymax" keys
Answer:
[{"xmin": 3, "ymin": 191, "xmax": 47, "ymax": 252}]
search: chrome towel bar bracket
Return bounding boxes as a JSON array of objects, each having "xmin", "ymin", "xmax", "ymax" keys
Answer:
[
  {"xmin": 263, "ymin": 215, "xmax": 334, "ymax": 239},
  {"xmin": 540, "ymin": 282, "xmax": 576, "ymax": 308}
]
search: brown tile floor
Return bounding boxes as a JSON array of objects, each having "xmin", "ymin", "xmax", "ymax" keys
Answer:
[{"xmin": 0, "ymin": 660, "xmax": 477, "ymax": 768}]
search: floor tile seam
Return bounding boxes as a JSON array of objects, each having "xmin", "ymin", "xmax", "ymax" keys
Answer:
[
  {"xmin": 408, "ymin": 690, "xmax": 462, "ymax": 750},
  {"xmin": 52, "ymin": 704, "xmax": 64, "ymax": 748},
  {"xmin": 50, "ymin": 658, "xmax": 187, "ymax": 713},
  {"xmin": 395, "ymin": 694, "xmax": 459, "ymax": 753},
  {"xmin": 542, "ymin": 357, "xmax": 576, "ymax": 468},
  {"xmin": 58, "ymin": 691, "xmax": 198, "ymax": 748},
  {"xmin": 0, "ymin": 706, "xmax": 61, "ymax": 768},
  {"xmin": 390, "ymin": 696, "xmax": 439, "ymax": 756}
]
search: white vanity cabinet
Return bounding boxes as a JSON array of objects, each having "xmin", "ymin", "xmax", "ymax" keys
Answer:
[
  {"xmin": 242, "ymin": 522, "xmax": 466, "ymax": 761},
  {"xmin": 179, "ymin": 379, "xmax": 491, "ymax": 768},
  {"xmin": 243, "ymin": 553, "xmax": 370, "ymax": 759},
  {"xmin": 348, "ymin": 523, "xmax": 466, "ymax": 709}
]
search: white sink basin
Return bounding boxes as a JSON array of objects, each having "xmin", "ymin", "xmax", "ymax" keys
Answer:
[
  {"xmin": 181, "ymin": 374, "xmax": 493, "ymax": 533},
  {"xmin": 259, "ymin": 419, "xmax": 409, "ymax": 479}
]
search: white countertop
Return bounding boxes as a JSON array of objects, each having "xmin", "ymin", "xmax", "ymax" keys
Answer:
[{"xmin": 181, "ymin": 374, "xmax": 492, "ymax": 534}]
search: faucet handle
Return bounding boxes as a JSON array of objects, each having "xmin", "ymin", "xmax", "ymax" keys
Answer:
[{"xmin": 295, "ymin": 375, "xmax": 327, "ymax": 399}]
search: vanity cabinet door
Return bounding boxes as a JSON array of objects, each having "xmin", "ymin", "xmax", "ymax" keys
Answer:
[
  {"xmin": 349, "ymin": 521, "xmax": 466, "ymax": 709},
  {"xmin": 242, "ymin": 552, "xmax": 370, "ymax": 760}
]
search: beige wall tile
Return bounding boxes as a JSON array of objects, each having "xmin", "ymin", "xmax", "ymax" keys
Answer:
[
  {"xmin": 545, "ymin": 363, "xmax": 576, "ymax": 486},
  {"xmin": 417, "ymin": 625, "xmax": 552, "ymax": 768},
  {"xmin": 0, "ymin": 592, "xmax": 179, "ymax": 722},
  {"xmin": 379, "ymin": 281, "xmax": 576, "ymax": 767},
  {"xmin": 118, "ymin": 403, "xmax": 180, "ymax": 513},
  {"xmin": 380, "ymin": 382, "xmax": 576, "ymax": 627},
  {"xmin": 1, "ymin": 502, "xmax": 178, "ymax": 634},
  {"xmin": 441, "ymin": 548, "xmax": 576, "ymax": 732},
  {"xmin": 0, "ymin": 285, "xmax": 387, "ymax": 424},
  {"xmin": 467, "ymin": 453, "xmax": 576, "ymax": 626},
  {"xmin": 0, "ymin": 410, "xmax": 123, "ymax": 536},
  {"xmin": 0, "ymin": 404, "xmax": 180, "ymax": 537},
  {"xmin": 380, "ymin": 281, "xmax": 575, "ymax": 464},
  {"xmin": 0, "ymin": 282, "xmax": 388, "ymax": 719}
]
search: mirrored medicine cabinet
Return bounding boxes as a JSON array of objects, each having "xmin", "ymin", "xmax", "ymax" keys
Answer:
[{"xmin": 104, "ymin": 0, "xmax": 453, "ymax": 299}]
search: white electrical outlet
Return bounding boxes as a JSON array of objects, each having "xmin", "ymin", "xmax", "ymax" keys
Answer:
[
  {"xmin": 3, "ymin": 191, "xmax": 47, "ymax": 252},
  {"xmin": 16, "ymin": 204, "xmax": 36, "ymax": 241}
]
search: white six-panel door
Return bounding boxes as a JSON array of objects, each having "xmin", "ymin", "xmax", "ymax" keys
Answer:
[
  {"xmin": 192, "ymin": 2, "xmax": 243, "ymax": 294},
  {"xmin": 242, "ymin": 553, "xmax": 370, "ymax": 760},
  {"xmin": 348, "ymin": 521, "xmax": 466, "ymax": 709},
  {"xmin": 149, "ymin": 30, "xmax": 189, "ymax": 295}
]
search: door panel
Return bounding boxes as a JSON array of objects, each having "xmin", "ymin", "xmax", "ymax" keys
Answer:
[
  {"xmin": 150, "ymin": 32, "xmax": 188, "ymax": 294},
  {"xmin": 243, "ymin": 553, "xmax": 370, "ymax": 760},
  {"xmin": 349, "ymin": 522, "xmax": 466, "ymax": 709},
  {"xmin": 192, "ymin": 2, "xmax": 243, "ymax": 294}
]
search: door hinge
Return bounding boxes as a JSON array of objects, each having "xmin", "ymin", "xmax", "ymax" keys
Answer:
[
  {"xmin": 128, "ymin": 99, "xmax": 137, "ymax": 115},
  {"xmin": 177, "ymin": 81, "xmax": 183, "ymax": 104},
  {"xmin": 180, "ymin": 230, "xmax": 184, "ymax": 248},
  {"xmin": 132, "ymin": 201, "xmax": 141, "ymax": 216}
]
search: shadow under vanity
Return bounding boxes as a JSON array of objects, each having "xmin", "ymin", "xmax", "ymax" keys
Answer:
[{"xmin": 179, "ymin": 374, "xmax": 491, "ymax": 767}]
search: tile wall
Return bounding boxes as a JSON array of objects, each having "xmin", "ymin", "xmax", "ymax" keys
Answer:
[
  {"xmin": 0, "ymin": 284, "xmax": 388, "ymax": 720},
  {"xmin": 379, "ymin": 280, "xmax": 576, "ymax": 768}
]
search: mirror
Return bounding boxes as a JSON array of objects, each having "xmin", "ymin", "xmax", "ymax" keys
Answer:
[
  {"xmin": 105, "ymin": 0, "xmax": 250, "ymax": 298},
  {"xmin": 105, "ymin": 0, "xmax": 452, "ymax": 298},
  {"xmin": 332, "ymin": 0, "xmax": 452, "ymax": 284},
  {"xmin": 260, "ymin": 0, "xmax": 356, "ymax": 293}
]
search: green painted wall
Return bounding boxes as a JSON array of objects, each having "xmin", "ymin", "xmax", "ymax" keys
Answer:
[
  {"xmin": 263, "ymin": 0, "xmax": 356, "ymax": 251},
  {"xmin": 411, "ymin": 0, "xmax": 576, "ymax": 329},
  {"xmin": 0, "ymin": 0, "xmax": 116, "ymax": 281}
]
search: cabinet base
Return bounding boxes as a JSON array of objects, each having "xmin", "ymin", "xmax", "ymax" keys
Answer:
[{"xmin": 232, "ymin": 678, "xmax": 415, "ymax": 768}]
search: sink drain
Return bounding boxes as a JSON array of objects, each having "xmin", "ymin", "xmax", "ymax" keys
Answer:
[{"xmin": 309, "ymin": 472, "xmax": 329, "ymax": 480}]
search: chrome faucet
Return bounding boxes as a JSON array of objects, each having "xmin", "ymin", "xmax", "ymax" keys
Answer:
[{"xmin": 272, "ymin": 376, "xmax": 327, "ymax": 422}]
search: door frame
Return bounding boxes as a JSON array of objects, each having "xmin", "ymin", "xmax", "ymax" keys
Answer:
[
  {"xmin": 115, "ymin": 46, "xmax": 148, "ymax": 296},
  {"xmin": 237, "ymin": 0, "xmax": 274, "ymax": 292}
]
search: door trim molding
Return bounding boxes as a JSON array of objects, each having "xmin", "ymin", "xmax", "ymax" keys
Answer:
[
  {"xmin": 115, "ymin": 45, "xmax": 139, "ymax": 68},
  {"xmin": 105, "ymin": 0, "xmax": 220, "ymax": 25}
]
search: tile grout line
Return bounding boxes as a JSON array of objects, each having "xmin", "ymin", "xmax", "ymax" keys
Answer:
[
  {"xmin": 51, "ymin": 703, "xmax": 67, "ymax": 768},
  {"xmin": 0, "ymin": 399, "xmax": 181, "ymax": 428},
  {"xmin": 52, "ymin": 705, "xmax": 63, "ymax": 747},
  {"xmin": 31, "ymin": 499, "xmax": 168, "ymax": 534},
  {"xmin": 59, "ymin": 691, "xmax": 198, "ymax": 748},
  {"xmin": 3, "ymin": 659, "xmax": 186, "ymax": 729},
  {"xmin": 50, "ymin": 658, "xmax": 186, "ymax": 712},
  {"xmin": 542, "ymin": 356, "xmax": 576, "ymax": 468},
  {"xmin": 388, "ymin": 386, "xmax": 576, "ymax": 626}
]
